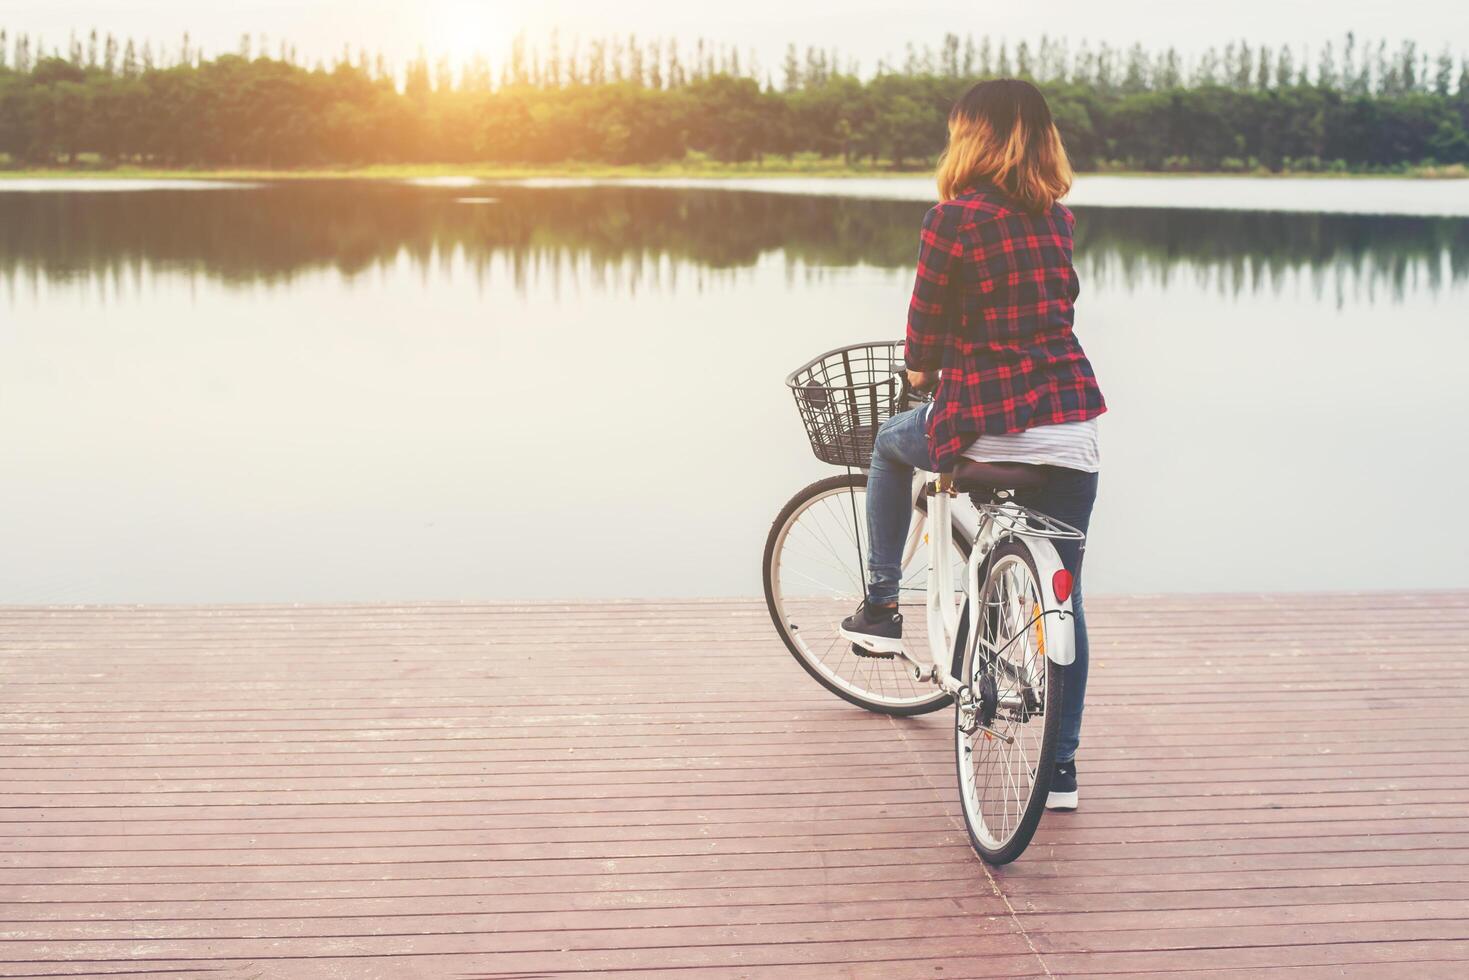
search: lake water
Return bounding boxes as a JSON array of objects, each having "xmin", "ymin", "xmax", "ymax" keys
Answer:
[{"xmin": 3, "ymin": 178, "xmax": 1467, "ymax": 603}]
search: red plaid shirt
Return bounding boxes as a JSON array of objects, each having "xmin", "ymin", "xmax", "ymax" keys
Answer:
[{"xmin": 905, "ymin": 183, "xmax": 1106, "ymax": 471}]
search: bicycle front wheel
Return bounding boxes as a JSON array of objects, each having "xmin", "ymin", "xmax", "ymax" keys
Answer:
[
  {"xmin": 955, "ymin": 538, "xmax": 1065, "ymax": 865},
  {"xmin": 762, "ymin": 473, "xmax": 965, "ymax": 716}
]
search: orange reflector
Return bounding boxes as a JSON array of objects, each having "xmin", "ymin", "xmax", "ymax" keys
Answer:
[{"xmin": 1052, "ymin": 569, "xmax": 1074, "ymax": 602}]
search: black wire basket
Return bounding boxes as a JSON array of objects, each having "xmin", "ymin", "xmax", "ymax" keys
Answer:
[{"xmin": 786, "ymin": 340, "xmax": 908, "ymax": 468}]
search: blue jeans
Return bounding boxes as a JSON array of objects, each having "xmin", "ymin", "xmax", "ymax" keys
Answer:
[
  {"xmin": 865, "ymin": 406, "xmax": 1098, "ymax": 763},
  {"xmin": 864, "ymin": 406, "xmax": 938, "ymax": 607}
]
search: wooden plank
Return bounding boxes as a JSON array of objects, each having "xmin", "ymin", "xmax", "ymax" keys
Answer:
[{"xmin": 0, "ymin": 592, "xmax": 1465, "ymax": 976}]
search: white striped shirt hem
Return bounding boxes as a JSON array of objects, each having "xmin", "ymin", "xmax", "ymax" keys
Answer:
[{"xmin": 960, "ymin": 417, "xmax": 1100, "ymax": 473}]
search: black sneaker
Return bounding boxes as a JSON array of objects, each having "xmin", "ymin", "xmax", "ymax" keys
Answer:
[
  {"xmin": 839, "ymin": 601, "xmax": 903, "ymax": 658},
  {"xmin": 1046, "ymin": 760, "xmax": 1078, "ymax": 811}
]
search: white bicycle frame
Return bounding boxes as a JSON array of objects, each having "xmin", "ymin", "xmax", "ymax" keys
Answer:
[{"xmin": 899, "ymin": 471, "xmax": 1077, "ymax": 697}]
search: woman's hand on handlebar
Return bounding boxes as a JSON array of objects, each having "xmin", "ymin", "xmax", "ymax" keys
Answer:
[{"xmin": 906, "ymin": 369, "xmax": 935, "ymax": 392}]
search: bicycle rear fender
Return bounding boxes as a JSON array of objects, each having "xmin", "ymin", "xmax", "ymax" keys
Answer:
[{"xmin": 1023, "ymin": 535, "xmax": 1077, "ymax": 668}]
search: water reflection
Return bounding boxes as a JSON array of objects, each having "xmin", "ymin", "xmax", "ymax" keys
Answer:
[
  {"xmin": 3, "ymin": 183, "xmax": 1468, "ymax": 603},
  {"xmin": 2, "ymin": 183, "xmax": 1465, "ymax": 300}
]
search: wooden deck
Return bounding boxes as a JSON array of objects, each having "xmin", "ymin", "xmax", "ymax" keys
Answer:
[{"xmin": 1, "ymin": 593, "xmax": 1466, "ymax": 979}]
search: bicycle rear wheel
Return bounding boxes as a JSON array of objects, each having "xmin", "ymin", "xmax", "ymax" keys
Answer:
[
  {"xmin": 762, "ymin": 473, "xmax": 965, "ymax": 716},
  {"xmin": 955, "ymin": 538, "xmax": 1064, "ymax": 864}
]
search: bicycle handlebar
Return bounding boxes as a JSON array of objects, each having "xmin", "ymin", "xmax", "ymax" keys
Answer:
[{"xmin": 895, "ymin": 364, "xmax": 938, "ymax": 406}]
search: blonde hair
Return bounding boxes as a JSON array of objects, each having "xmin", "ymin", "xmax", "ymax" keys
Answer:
[{"xmin": 935, "ymin": 79, "xmax": 1074, "ymax": 211}]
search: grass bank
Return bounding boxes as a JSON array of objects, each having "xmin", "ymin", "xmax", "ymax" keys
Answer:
[
  {"xmin": 2, "ymin": 157, "xmax": 1465, "ymax": 182},
  {"xmin": 0, "ymin": 156, "xmax": 924, "ymax": 182}
]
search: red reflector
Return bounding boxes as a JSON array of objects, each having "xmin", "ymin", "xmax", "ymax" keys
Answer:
[{"xmin": 1052, "ymin": 569, "xmax": 1074, "ymax": 602}]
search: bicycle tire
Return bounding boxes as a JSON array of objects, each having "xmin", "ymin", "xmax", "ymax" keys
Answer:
[
  {"xmin": 954, "ymin": 537, "xmax": 1065, "ymax": 864},
  {"xmin": 762, "ymin": 472, "xmax": 965, "ymax": 717}
]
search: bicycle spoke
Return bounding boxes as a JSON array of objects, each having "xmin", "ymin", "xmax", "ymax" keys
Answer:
[
  {"xmin": 956, "ymin": 546, "xmax": 1058, "ymax": 863},
  {"xmin": 768, "ymin": 480, "xmax": 963, "ymax": 712}
]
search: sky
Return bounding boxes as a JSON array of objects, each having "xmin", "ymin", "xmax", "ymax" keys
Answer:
[{"xmin": 4, "ymin": 0, "xmax": 1467, "ymax": 77}]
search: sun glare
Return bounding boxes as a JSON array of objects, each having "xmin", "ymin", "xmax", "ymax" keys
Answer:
[{"xmin": 423, "ymin": 0, "xmax": 511, "ymax": 72}]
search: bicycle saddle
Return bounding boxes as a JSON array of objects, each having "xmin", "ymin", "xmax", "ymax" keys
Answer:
[{"xmin": 950, "ymin": 459, "xmax": 1051, "ymax": 493}]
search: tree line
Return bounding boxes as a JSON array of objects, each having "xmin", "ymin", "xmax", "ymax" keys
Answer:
[{"xmin": 1, "ymin": 29, "xmax": 1467, "ymax": 171}]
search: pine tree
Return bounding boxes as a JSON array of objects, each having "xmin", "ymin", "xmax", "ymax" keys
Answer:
[
  {"xmin": 1071, "ymin": 40, "xmax": 1092, "ymax": 85},
  {"xmin": 1352, "ymin": 39, "xmax": 1372, "ymax": 94},
  {"xmin": 1274, "ymin": 46, "xmax": 1292, "ymax": 88},
  {"xmin": 1122, "ymin": 43, "xmax": 1148, "ymax": 92},
  {"xmin": 651, "ymin": 39, "xmax": 666, "ymax": 89},
  {"xmin": 1015, "ymin": 40, "xmax": 1033, "ymax": 79},
  {"xmin": 1034, "ymin": 35, "xmax": 1052, "ymax": 81},
  {"xmin": 404, "ymin": 51, "xmax": 430, "ymax": 101},
  {"xmin": 1374, "ymin": 40, "xmax": 1390, "ymax": 95},
  {"xmin": 1056, "ymin": 37, "xmax": 1075, "ymax": 83},
  {"xmin": 121, "ymin": 39, "xmax": 136, "ymax": 77},
  {"xmin": 1399, "ymin": 40, "xmax": 1419, "ymax": 92},
  {"xmin": 508, "ymin": 33, "xmax": 528, "ymax": 85},
  {"xmin": 588, "ymin": 39, "xmax": 605, "ymax": 85},
  {"xmin": 962, "ymin": 35, "xmax": 976, "ymax": 76},
  {"xmin": 1157, "ymin": 47, "xmax": 1182, "ymax": 88},
  {"xmin": 941, "ymin": 33, "xmax": 960, "ymax": 77},
  {"xmin": 782, "ymin": 43, "xmax": 799, "ymax": 90},
  {"xmin": 1434, "ymin": 48, "xmax": 1455, "ymax": 96},
  {"xmin": 609, "ymin": 36, "xmax": 624, "ymax": 82},
  {"xmin": 627, "ymin": 34, "xmax": 643, "ymax": 85},
  {"xmin": 464, "ymin": 54, "xmax": 492, "ymax": 91},
  {"xmin": 547, "ymin": 31, "xmax": 562, "ymax": 88},
  {"xmin": 1193, "ymin": 47, "xmax": 1220, "ymax": 86},
  {"xmin": 564, "ymin": 39, "xmax": 580, "ymax": 85},
  {"xmin": 1316, "ymin": 40, "xmax": 1336, "ymax": 88},
  {"xmin": 1233, "ymin": 40, "xmax": 1253, "ymax": 89},
  {"xmin": 804, "ymin": 45, "xmax": 822, "ymax": 86},
  {"xmin": 1094, "ymin": 43, "xmax": 1114, "ymax": 91}
]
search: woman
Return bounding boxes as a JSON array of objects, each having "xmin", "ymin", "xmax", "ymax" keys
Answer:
[{"xmin": 840, "ymin": 79, "xmax": 1106, "ymax": 810}]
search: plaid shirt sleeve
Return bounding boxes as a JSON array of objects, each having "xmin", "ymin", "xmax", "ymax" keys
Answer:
[{"xmin": 903, "ymin": 205, "xmax": 965, "ymax": 374}]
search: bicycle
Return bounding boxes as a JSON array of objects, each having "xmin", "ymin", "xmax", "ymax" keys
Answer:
[{"xmin": 761, "ymin": 340, "xmax": 1085, "ymax": 865}]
